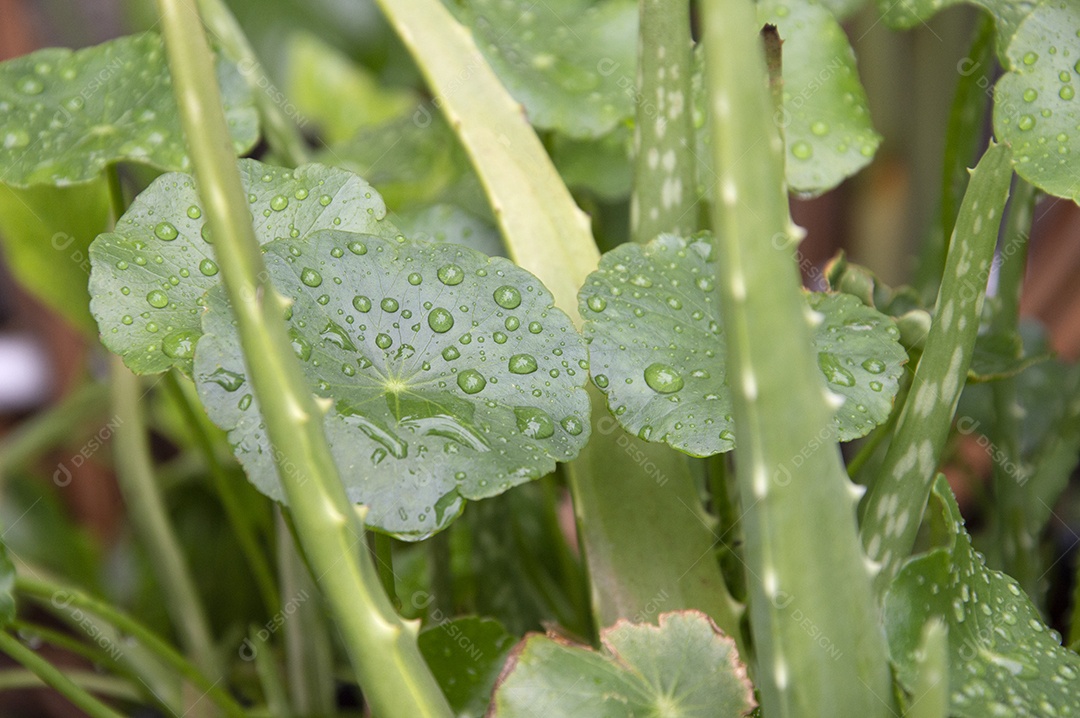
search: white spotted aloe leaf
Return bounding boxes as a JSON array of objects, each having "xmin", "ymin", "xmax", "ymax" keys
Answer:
[
  {"xmin": 859, "ymin": 143, "xmax": 1013, "ymax": 592},
  {"xmin": 885, "ymin": 476, "xmax": 1080, "ymax": 718},
  {"xmin": 693, "ymin": 0, "xmax": 880, "ymax": 196},
  {"xmin": 449, "ymin": 0, "xmax": 638, "ymax": 139},
  {"xmin": 0, "ymin": 32, "xmax": 257, "ymax": 188},
  {"xmin": 195, "ymin": 229, "xmax": 591, "ymax": 539},
  {"xmin": 489, "ymin": 611, "xmax": 755, "ymax": 717},
  {"xmin": 580, "ymin": 233, "xmax": 907, "ymax": 455},
  {"xmin": 89, "ymin": 160, "xmax": 400, "ymax": 376}
]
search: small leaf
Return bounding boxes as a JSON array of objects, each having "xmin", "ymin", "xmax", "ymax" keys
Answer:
[
  {"xmin": 89, "ymin": 160, "xmax": 399, "ymax": 375},
  {"xmin": 0, "ymin": 535, "xmax": 13, "ymax": 627},
  {"xmin": 760, "ymin": 0, "xmax": 882, "ymax": 194},
  {"xmin": 452, "ymin": 0, "xmax": 638, "ymax": 139},
  {"xmin": 418, "ymin": 617, "xmax": 515, "ymax": 716},
  {"xmin": 579, "ymin": 234, "xmax": 906, "ymax": 455},
  {"xmin": 490, "ymin": 611, "xmax": 755, "ymax": 718},
  {"xmin": 195, "ymin": 230, "xmax": 590, "ymax": 539},
  {"xmin": 885, "ymin": 476, "xmax": 1080, "ymax": 718},
  {"xmin": 993, "ymin": 0, "xmax": 1080, "ymax": 202},
  {"xmin": 0, "ymin": 32, "xmax": 257, "ymax": 188}
]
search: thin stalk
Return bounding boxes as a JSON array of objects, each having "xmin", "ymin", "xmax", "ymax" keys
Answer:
[
  {"xmin": 702, "ymin": 0, "xmax": 892, "ymax": 713},
  {"xmin": 0, "ymin": 381, "xmax": 108, "ymax": 479},
  {"xmin": 250, "ymin": 629, "xmax": 293, "ymax": 718},
  {"xmin": 9, "ymin": 619, "xmax": 123, "ymax": 670},
  {"xmin": 195, "ymin": 0, "xmax": 311, "ymax": 166},
  {"xmin": 109, "ymin": 358, "xmax": 221, "ymax": 684},
  {"xmin": 630, "ymin": 0, "xmax": 697, "ymax": 242},
  {"xmin": 161, "ymin": 371, "xmax": 279, "ymax": 615},
  {"xmin": 0, "ymin": 668, "xmax": 142, "ymax": 703},
  {"xmin": 278, "ymin": 512, "xmax": 335, "ymax": 717},
  {"xmin": 155, "ymin": 2, "xmax": 451, "ymax": 714},
  {"xmin": 989, "ymin": 179, "xmax": 1037, "ymax": 598},
  {"xmin": 370, "ymin": 533, "xmax": 398, "ymax": 609},
  {"xmin": 0, "ymin": 631, "xmax": 126, "ymax": 718},
  {"xmin": 16, "ymin": 577, "xmax": 247, "ymax": 718}
]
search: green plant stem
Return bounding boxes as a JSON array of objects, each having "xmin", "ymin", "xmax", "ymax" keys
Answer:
[
  {"xmin": 370, "ymin": 533, "xmax": 397, "ymax": 609},
  {"xmin": 9, "ymin": 619, "xmax": 123, "ymax": 671},
  {"xmin": 702, "ymin": 0, "xmax": 892, "ymax": 713},
  {"xmin": 0, "ymin": 632, "xmax": 126, "ymax": 718},
  {"xmin": 195, "ymin": 0, "xmax": 311, "ymax": 166},
  {"xmin": 0, "ymin": 381, "xmax": 107, "ymax": 479},
  {"xmin": 161, "ymin": 371, "xmax": 279, "ymax": 615},
  {"xmin": 0, "ymin": 667, "xmax": 142, "ymax": 703},
  {"xmin": 155, "ymin": 3, "xmax": 452, "ymax": 714},
  {"xmin": 989, "ymin": 178, "xmax": 1037, "ymax": 598},
  {"xmin": 109, "ymin": 358, "xmax": 221, "ymax": 684},
  {"xmin": 249, "ymin": 629, "xmax": 293, "ymax": 718},
  {"xmin": 630, "ymin": 0, "xmax": 696, "ymax": 242},
  {"xmin": 16, "ymin": 578, "xmax": 246, "ymax": 718}
]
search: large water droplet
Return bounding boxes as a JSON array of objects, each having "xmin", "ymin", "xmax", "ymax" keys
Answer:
[
  {"xmin": 381, "ymin": 298, "xmax": 399, "ymax": 313},
  {"xmin": 792, "ymin": 141, "xmax": 813, "ymax": 160},
  {"xmin": 290, "ymin": 329, "xmax": 312, "ymax": 361},
  {"xmin": 442, "ymin": 346, "xmax": 461, "ymax": 361},
  {"xmin": 818, "ymin": 352, "xmax": 856, "ymax": 387},
  {"xmin": 208, "ymin": 367, "xmax": 245, "ymax": 392},
  {"xmin": 438, "ymin": 263, "xmax": 465, "ymax": 285},
  {"xmin": 320, "ymin": 320, "xmax": 357, "ymax": 351},
  {"xmin": 560, "ymin": 416, "xmax": 584, "ymax": 435},
  {"xmin": 587, "ymin": 295, "xmax": 607, "ymax": 312},
  {"xmin": 508, "ymin": 353, "xmax": 538, "ymax": 374},
  {"xmin": 376, "ymin": 333, "xmax": 393, "ymax": 349},
  {"xmin": 161, "ymin": 330, "xmax": 197, "ymax": 359},
  {"xmin": 861, "ymin": 358, "xmax": 886, "ymax": 374},
  {"xmin": 154, "ymin": 222, "xmax": 178, "ymax": 241},
  {"xmin": 198, "ymin": 258, "xmax": 218, "ymax": 276},
  {"xmin": 270, "ymin": 195, "xmax": 289, "ymax": 211},
  {"xmin": 146, "ymin": 290, "xmax": 169, "ymax": 308},
  {"xmin": 301, "ymin": 268, "xmax": 323, "ymax": 287},
  {"xmin": 428, "ymin": 308, "xmax": 454, "ymax": 333},
  {"xmin": 594, "ymin": 374, "xmax": 609, "ymax": 388},
  {"xmin": 514, "ymin": 406, "xmax": 554, "ymax": 439},
  {"xmin": 644, "ymin": 363, "xmax": 683, "ymax": 393},
  {"xmin": 353, "ymin": 295, "xmax": 372, "ymax": 312},
  {"xmin": 457, "ymin": 369, "xmax": 487, "ymax": 394},
  {"xmin": 1018, "ymin": 114, "xmax": 1036, "ymax": 131},
  {"xmin": 493, "ymin": 285, "xmax": 522, "ymax": 309},
  {"xmin": 408, "ymin": 272, "xmax": 423, "ymax": 286}
]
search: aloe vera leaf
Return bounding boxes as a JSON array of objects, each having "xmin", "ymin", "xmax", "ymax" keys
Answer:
[{"xmin": 859, "ymin": 143, "xmax": 1013, "ymax": 592}]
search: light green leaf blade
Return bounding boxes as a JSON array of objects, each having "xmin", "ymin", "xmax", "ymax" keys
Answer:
[
  {"xmin": 195, "ymin": 230, "xmax": 591, "ymax": 539},
  {"xmin": 993, "ymin": 1, "xmax": 1080, "ymax": 202},
  {"xmin": 761, "ymin": 0, "xmax": 881, "ymax": 194},
  {"xmin": 0, "ymin": 32, "xmax": 257, "ymax": 188},
  {"xmin": 579, "ymin": 234, "xmax": 906, "ymax": 455},
  {"xmin": 875, "ymin": 0, "xmax": 1033, "ymax": 54},
  {"xmin": 0, "ymin": 534, "xmax": 13, "ymax": 627},
  {"xmin": 817, "ymin": 0, "xmax": 871, "ymax": 19},
  {"xmin": 490, "ymin": 611, "xmax": 755, "ymax": 717},
  {"xmin": 885, "ymin": 476, "xmax": 1080, "ymax": 718},
  {"xmin": 284, "ymin": 32, "xmax": 417, "ymax": 144},
  {"xmin": 89, "ymin": 159, "xmax": 399, "ymax": 376},
  {"xmin": 0, "ymin": 180, "xmax": 109, "ymax": 333},
  {"xmin": 452, "ymin": 0, "xmax": 638, "ymax": 139},
  {"xmin": 418, "ymin": 617, "xmax": 515, "ymax": 716},
  {"xmin": 393, "ymin": 203, "xmax": 505, "ymax": 257}
]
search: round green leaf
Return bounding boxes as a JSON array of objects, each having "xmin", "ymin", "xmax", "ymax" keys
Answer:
[
  {"xmin": 994, "ymin": 1, "xmax": 1080, "ymax": 202},
  {"xmin": 885, "ymin": 477, "xmax": 1080, "ymax": 718},
  {"xmin": 490, "ymin": 611, "xmax": 755, "ymax": 718},
  {"xmin": 453, "ymin": 0, "xmax": 638, "ymax": 139},
  {"xmin": 0, "ymin": 32, "xmax": 257, "ymax": 188},
  {"xmin": 89, "ymin": 160, "xmax": 400, "ymax": 376},
  {"xmin": 762, "ymin": 0, "xmax": 881, "ymax": 194},
  {"xmin": 195, "ymin": 230, "xmax": 591, "ymax": 539},
  {"xmin": 579, "ymin": 234, "xmax": 906, "ymax": 456}
]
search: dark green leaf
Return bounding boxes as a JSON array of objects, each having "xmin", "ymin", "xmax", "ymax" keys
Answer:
[
  {"xmin": 195, "ymin": 230, "xmax": 591, "ymax": 539},
  {"xmin": 885, "ymin": 476, "xmax": 1080, "ymax": 718},
  {"xmin": 89, "ymin": 160, "xmax": 400, "ymax": 375},
  {"xmin": 0, "ymin": 32, "xmax": 257, "ymax": 188},
  {"xmin": 490, "ymin": 611, "xmax": 755, "ymax": 717},
  {"xmin": 452, "ymin": 0, "xmax": 638, "ymax": 139},
  {"xmin": 579, "ymin": 234, "xmax": 906, "ymax": 455},
  {"xmin": 419, "ymin": 617, "xmax": 515, "ymax": 716}
]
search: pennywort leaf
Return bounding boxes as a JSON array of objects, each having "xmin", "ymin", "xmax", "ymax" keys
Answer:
[
  {"xmin": 451, "ymin": 0, "xmax": 638, "ymax": 139},
  {"xmin": 0, "ymin": 32, "xmax": 257, "ymax": 188},
  {"xmin": 993, "ymin": 0, "xmax": 1080, "ymax": 202},
  {"xmin": 885, "ymin": 476, "xmax": 1080, "ymax": 718},
  {"xmin": 195, "ymin": 230, "xmax": 591, "ymax": 539},
  {"xmin": 89, "ymin": 160, "xmax": 399, "ymax": 375},
  {"xmin": 859, "ymin": 143, "xmax": 1013, "ymax": 593},
  {"xmin": 579, "ymin": 234, "xmax": 906, "ymax": 456},
  {"xmin": 490, "ymin": 611, "xmax": 755, "ymax": 718}
]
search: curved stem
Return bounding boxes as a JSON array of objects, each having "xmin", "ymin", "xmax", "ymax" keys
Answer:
[
  {"xmin": 0, "ymin": 631, "xmax": 126, "ymax": 718},
  {"xmin": 109, "ymin": 359, "xmax": 221, "ymax": 681},
  {"xmin": 154, "ymin": 2, "xmax": 452, "ymax": 715},
  {"xmin": 15, "ymin": 577, "xmax": 247, "ymax": 718},
  {"xmin": 0, "ymin": 667, "xmax": 143, "ymax": 703}
]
